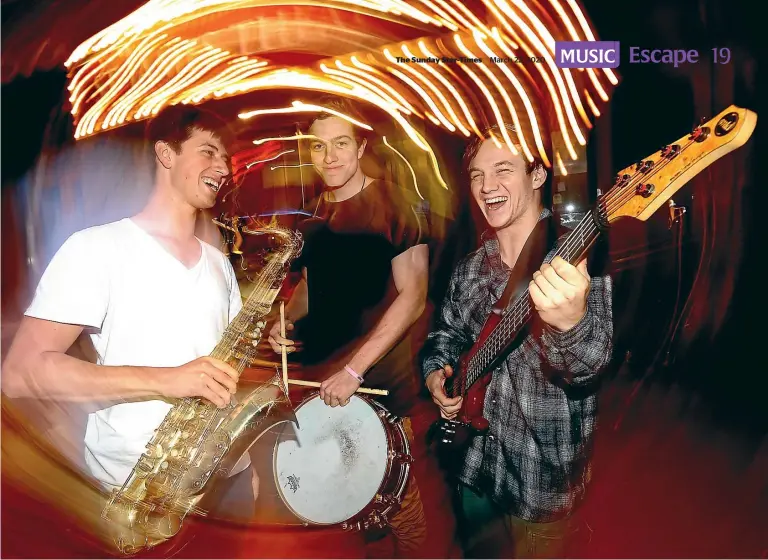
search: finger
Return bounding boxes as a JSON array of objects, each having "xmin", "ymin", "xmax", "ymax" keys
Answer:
[
  {"xmin": 540, "ymin": 262, "xmax": 575, "ymax": 297},
  {"xmin": 429, "ymin": 383, "xmax": 447, "ymax": 403},
  {"xmin": 443, "ymin": 364, "xmax": 454, "ymax": 378},
  {"xmin": 202, "ymin": 387, "xmax": 226, "ymax": 408},
  {"xmin": 551, "ymin": 256, "xmax": 589, "ymax": 286},
  {"xmin": 270, "ymin": 334, "xmax": 295, "ymax": 347},
  {"xmin": 434, "ymin": 393, "xmax": 462, "ymax": 407},
  {"xmin": 529, "ymin": 281, "xmax": 551, "ymax": 310},
  {"xmin": 205, "ymin": 365, "xmax": 238, "ymax": 393},
  {"xmin": 440, "ymin": 409, "xmax": 458, "ymax": 420},
  {"xmin": 532, "ymin": 270, "xmax": 562, "ymax": 303},
  {"xmin": 207, "ymin": 358, "xmax": 240, "ymax": 381},
  {"xmin": 576, "ymin": 258, "xmax": 590, "ymax": 279},
  {"xmin": 443, "ymin": 401, "xmax": 462, "ymax": 415},
  {"xmin": 202, "ymin": 378, "xmax": 230, "ymax": 408},
  {"xmin": 320, "ymin": 383, "xmax": 332, "ymax": 404},
  {"xmin": 206, "ymin": 375, "xmax": 232, "ymax": 405}
]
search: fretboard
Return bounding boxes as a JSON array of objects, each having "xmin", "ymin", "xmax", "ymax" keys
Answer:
[{"xmin": 451, "ymin": 207, "xmax": 605, "ymax": 397}]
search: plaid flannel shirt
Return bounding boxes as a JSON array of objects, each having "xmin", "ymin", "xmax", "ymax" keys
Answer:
[{"xmin": 421, "ymin": 209, "xmax": 613, "ymax": 522}]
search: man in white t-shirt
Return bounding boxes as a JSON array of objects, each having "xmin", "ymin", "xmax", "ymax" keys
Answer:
[{"xmin": 3, "ymin": 104, "xmax": 256, "ymax": 518}]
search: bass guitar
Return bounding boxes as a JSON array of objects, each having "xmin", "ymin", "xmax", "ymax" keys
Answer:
[{"xmin": 429, "ymin": 104, "xmax": 757, "ymax": 453}]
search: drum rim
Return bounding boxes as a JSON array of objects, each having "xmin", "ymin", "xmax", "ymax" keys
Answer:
[{"xmin": 272, "ymin": 392, "xmax": 388, "ymax": 526}]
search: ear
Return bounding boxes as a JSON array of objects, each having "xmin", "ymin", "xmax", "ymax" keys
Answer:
[
  {"xmin": 356, "ymin": 137, "xmax": 367, "ymax": 160},
  {"xmin": 531, "ymin": 165, "xmax": 547, "ymax": 191},
  {"xmin": 154, "ymin": 140, "xmax": 173, "ymax": 169}
]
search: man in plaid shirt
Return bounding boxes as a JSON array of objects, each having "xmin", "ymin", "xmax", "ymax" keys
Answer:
[{"xmin": 421, "ymin": 124, "xmax": 613, "ymax": 558}]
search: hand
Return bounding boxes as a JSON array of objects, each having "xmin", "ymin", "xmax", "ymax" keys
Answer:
[
  {"xmin": 425, "ymin": 365, "xmax": 463, "ymax": 420},
  {"xmin": 243, "ymin": 321, "xmax": 267, "ymax": 347},
  {"xmin": 161, "ymin": 356, "xmax": 239, "ymax": 408},
  {"xmin": 267, "ymin": 319, "xmax": 300, "ymax": 354},
  {"xmin": 529, "ymin": 256, "xmax": 590, "ymax": 332},
  {"xmin": 320, "ymin": 369, "xmax": 361, "ymax": 407}
]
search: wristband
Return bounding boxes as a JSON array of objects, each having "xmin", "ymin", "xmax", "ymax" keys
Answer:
[{"xmin": 344, "ymin": 364, "xmax": 364, "ymax": 384}]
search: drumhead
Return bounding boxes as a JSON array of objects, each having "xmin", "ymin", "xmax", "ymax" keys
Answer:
[{"xmin": 274, "ymin": 395, "xmax": 388, "ymax": 525}]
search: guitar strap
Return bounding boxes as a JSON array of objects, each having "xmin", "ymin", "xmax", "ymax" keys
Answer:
[{"xmin": 489, "ymin": 212, "xmax": 567, "ymax": 320}]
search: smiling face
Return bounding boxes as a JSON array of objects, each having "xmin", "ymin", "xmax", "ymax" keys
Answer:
[
  {"xmin": 308, "ymin": 116, "xmax": 366, "ymax": 188},
  {"xmin": 158, "ymin": 127, "xmax": 231, "ymax": 209},
  {"xmin": 468, "ymin": 139, "xmax": 546, "ymax": 231}
]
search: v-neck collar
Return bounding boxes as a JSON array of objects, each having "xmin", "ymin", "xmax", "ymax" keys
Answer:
[{"xmin": 126, "ymin": 218, "xmax": 204, "ymax": 272}]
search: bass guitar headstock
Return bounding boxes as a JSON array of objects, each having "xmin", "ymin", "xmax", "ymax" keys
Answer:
[{"xmin": 603, "ymin": 105, "xmax": 757, "ymax": 224}]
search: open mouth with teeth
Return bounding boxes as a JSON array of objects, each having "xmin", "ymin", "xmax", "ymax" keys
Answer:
[
  {"xmin": 485, "ymin": 196, "xmax": 508, "ymax": 211},
  {"xmin": 202, "ymin": 177, "xmax": 221, "ymax": 193}
]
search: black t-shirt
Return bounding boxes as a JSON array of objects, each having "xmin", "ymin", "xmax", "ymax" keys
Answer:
[{"xmin": 291, "ymin": 179, "xmax": 426, "ymax": 416}]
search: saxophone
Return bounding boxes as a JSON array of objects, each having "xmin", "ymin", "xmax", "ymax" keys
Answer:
[{"xmin": 102, "ymin": 225, "xmax": 303, "ymax": 555}]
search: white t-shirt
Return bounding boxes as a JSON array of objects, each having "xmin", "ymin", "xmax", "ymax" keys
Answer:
[{"xmin": 25, "ymin": 218, "xmax": 250, "ymax": 488}]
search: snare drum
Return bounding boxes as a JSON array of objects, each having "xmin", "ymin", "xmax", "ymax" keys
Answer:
[{"xmin": 273, "ymin": 393, "xmax": 412, "ymax": 530}]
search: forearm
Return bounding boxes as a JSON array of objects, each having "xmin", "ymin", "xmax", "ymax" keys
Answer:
[
  {"xmin": 4, "ymin": 352, "xmax": 163, "ymax": 403},
  {"xmin": 539, "ymin": 276, "xmax": 614, "ymax": 380},
  {"xmin": 540, "ymin": 313, "xmax": 613, "ymax": 375},
  {"xmin": 420, "ymin": 270, "xmax": 470, "ymax": 378},
  {"xmin": 347, "ymin": 291, "xmax": 425, "ymax": 376},
  {"xmin": 420, "ymin": 331, "xmax": 465, "ymax": 378},
  {"xmin": 285, "ymin": 278, "xmax": 309, "ymax": 322}
]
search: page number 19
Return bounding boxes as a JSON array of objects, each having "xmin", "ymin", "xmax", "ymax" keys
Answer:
[{"xmin": 712, "ymin": 47, "xmax": 731, "ymax": 64}]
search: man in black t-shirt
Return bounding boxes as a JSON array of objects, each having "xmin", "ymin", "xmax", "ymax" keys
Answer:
[{"xmin": 267, "ymin": 97, "xmax": 456, "ymax": 557}]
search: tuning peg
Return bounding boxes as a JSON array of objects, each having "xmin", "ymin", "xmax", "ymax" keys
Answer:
[
  {"xmin": 635, "ymin": 160, "xmax": 654, "ymax": 173},
  {"xmin": 661, "ymin": 144, "xmax": 681, "ymax": 158},
  {"xmin": 614, "ymin": 173, "xmax": 631, "ymax": 187},
  {"xmin": 689, "ymin": 123, "xmax": 710, "ymax": 143}
]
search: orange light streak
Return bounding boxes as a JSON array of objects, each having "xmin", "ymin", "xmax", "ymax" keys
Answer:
[
  {"xmin": 400, "ymin": 45, "xmax": 469, "ymax": 136},
  {"xmin": 382, "ymin": 135, "xmax": 424, "ymax": 200},
  {"xmin": 382, "ymin": 49, "xmax": 455, "ymax": 132},
  {"xmin": 466, "ymin": 33, "xmax": 535, "ymax": 163}
]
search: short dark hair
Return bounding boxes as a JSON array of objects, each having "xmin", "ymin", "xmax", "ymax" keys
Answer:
[
  {"xmin": 307, "ymin": 96, "xmax": 368, "ymax": 145},
  {"xmin": 145, "ymin": 104, "xmax": 233, "ymax": 153},
  {"xmin": 462, "ymin": 123, "xmax": 552, "ymax": 206}
]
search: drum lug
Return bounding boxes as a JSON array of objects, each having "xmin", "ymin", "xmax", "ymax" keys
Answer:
[
  {"xmin": 388, "ymin": 415, "xmax": 403, "ymax": 425},
  {"xmin": 388, "ymin": 449, "xmax": 413, "ymax": 464},
  {"xmin": 341, "ymin": 521, "xmax": 363, "ymax": 532},
  {"xmin": 365, "ymin": 511, "xmax": 388, "ymax": 529},
  {"xmin": 374, "ymin": 493, "xmax": 399, "ymax": 506}
]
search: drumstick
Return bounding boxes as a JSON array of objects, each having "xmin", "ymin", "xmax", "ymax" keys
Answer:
[
  {"xmin": 287, "ymin": 378, "xmax": 389, "ymax": 396},
  {"xmin": 279, "ymin": 302, "xmax": 289, "ymax": 394}
]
